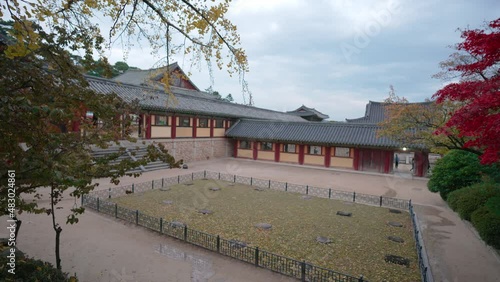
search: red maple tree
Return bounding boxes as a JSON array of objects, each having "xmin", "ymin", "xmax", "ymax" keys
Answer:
[{"xmin": 433, "ymin": 18, "xmax": 500, "ymax": 164}]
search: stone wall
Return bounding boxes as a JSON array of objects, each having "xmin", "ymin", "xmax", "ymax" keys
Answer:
[{"xmin": 156, "ymin": 138, "xmax": 233, "ymax": 163}]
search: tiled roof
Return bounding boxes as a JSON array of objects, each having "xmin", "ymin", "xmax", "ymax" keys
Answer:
[
  {"xmin": 86, "ymin": 76, "xmax": 306, "ymax": 122},
  {"xmin": 226, "ymin": 119, "xmax": 401, "ymax": 148},
  {"xmin": 346, "ymin": 101, "xmax": 433, "ymax": 124},
  {"xmin": 112, "ymin": 62, "xmax": 202, "ymax": 92},
  {"xmin": 345, "ymin": 101, "xmax": 387, "ymax": 124},
  {"xmin": 287, "ymin": 105, "xmax": 329, "ymax": 119}
]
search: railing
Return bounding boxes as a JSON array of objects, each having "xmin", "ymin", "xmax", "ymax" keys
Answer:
[
  {"xmin": 83, "ymin": 194, "xmax": 365, "ymax": 282},
  {"xmin": 84, "ymin": 170, "xmax": 430, "ymax": 281},
  {"xmin": 409, "ymin": 203, "xmax": 434, "ymax": 282}
]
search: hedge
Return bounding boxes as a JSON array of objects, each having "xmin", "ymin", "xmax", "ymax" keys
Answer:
[
  {"xmin": 471, "ymin": 196, "xmax": 500, "ymax": 250},
  {"xmin": 446, "ymin": 182, "xmax": 500, "ymax": 221}
]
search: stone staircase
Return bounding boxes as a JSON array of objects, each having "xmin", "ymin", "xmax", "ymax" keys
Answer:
[{"xmin": 91, "ymin": 143, "xmax": 170, "ymax": 173}]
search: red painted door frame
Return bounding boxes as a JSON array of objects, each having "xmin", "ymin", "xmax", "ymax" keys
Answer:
[
  {"xmin": 171, "ymin": 115, "xmax": 176, "ymax": 139},
  {"xmin": 145, "ymin": 114, "xmax": 152, "ymax": 139},
  {"xmin": 192, "ymin": 117, "xmax": 197, "ymax": 138},
  {"xmin": 353, "ymin": 148, "xmax": 360, "ymax": 170},
  {"xmin": 210, "ymin": 118, "xmax": 214, "ymax": 138},
  {"xmin": 324, "ymin": 147, "xmax": 331, "ymax": 167},
  {"xmin": 298, "ymin": 145, "xmax": 305, "ymax": 165},
  {"xmin": 274, "ymin": 143, "xmax": 281, "ymax": 162},
  {"xmin": 233, "ymin": 139, "xmax": 238, "ymax": 157},
  {"xmin": 252, "ymin": 142, "xmax": 258, "ymax": 160}
]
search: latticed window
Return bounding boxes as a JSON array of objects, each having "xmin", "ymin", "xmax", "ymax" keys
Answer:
[
  {"xmin": 215, "ymin": 119, "xmax": 224, "ymax": 128},
  {"xmin": 335, "ymin": 147, "xmax": 350, "ymax": 157},
  {"xmin": 154, "ymin": 115, "xmax": 168, "ymax": 126},
  {"xmin": 239, "ymin": 140, "xmax": 251, "ymax": 149},
  {"xmin": 283, "ymin": 144, "xmax": 296, "ymax": 153},
  {"xmin": 309, "ymin": 145, "xmax": 321, "ymax": 155},
  {"xmin": 261, "ymin": 142, "xmax": 273, "ymax": 151},
  {"xmin": 179, "ymin": 117, "xmax": 190, "ymax": 127},
  {"xmin": 199, "ymin": 118, "xmax": 209, "ymax": 128}
]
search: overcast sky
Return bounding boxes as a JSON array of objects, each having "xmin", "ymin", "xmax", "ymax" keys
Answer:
[{"xmin": 106, "ymin": 0, "xmax": 499, "ymax": 121}]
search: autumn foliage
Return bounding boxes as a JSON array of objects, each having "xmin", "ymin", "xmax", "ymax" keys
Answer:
[{"xmin": 433, "ymin": 18, "xmax": 500, "ymax": 164}]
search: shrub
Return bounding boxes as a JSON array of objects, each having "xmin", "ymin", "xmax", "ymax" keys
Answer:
[
  {"xmin": 428, "ymin": 150, "xmax": 499, "ymax": 200},
  {"xmin": 0, "ymin": 251, "xmax": 76, "ymax": 282},
  {"xmin": 471, "ymin": 196, "xmax": 500, "ymax": 249},
  {"xmin": 446, "ymin": 182, "xmax": 500, "ymax": 220}
]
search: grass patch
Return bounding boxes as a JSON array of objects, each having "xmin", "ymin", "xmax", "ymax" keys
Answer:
[{"xmin": 111, "ymin": 179, "xmax": 420, "ymax": 281}]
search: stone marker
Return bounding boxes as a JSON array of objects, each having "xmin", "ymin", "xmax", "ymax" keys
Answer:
[
  {"xmin": 388, "ymin": 236, "xmax": 405, "ymax": 243},
  {"xmin": 162, "ymin": 200, "xmax": 173, "ymax": 205},
  {"xmin": 209, "ymin": 187, "xmax": 220, "ymax": 191},
  {"xmin": 170, "ymin": 221, "xmax": 185, "ymax": 228},
  {"xmin": 301, "ymin": 195, "xmax": 313, "ymax": 200},
  {"xmin": 229, "ymin": 239, "xmax": 247, "ymax": 249},
  {"xmin": 198, "ymin": 209, "xmax": 213, "ymax": 215},
  {"xmin": 255, "ymin": 223, "xmax": 272, "ymax": 230},
  {"xmin": 184, "ymin": 182, "xmax": 194, "ymax": 186},
  {"xmin": 384, "ymin": 255, "xmax": 410, "ymax": 267},
  {"xmin": 159, "ymin": 187, "xmax": 170, "ymax": 192},
  {"xmin": 389, "ymin": 209, "xmax": 402, "ymax": 214},
  {"xmin": 336, "ymin": 211, "xmax": 352, "ymax": 217},
  {"xmin": 388, "ymin": 221, "xmax": 403, "ymax": 227},
  {"xmin": 316, "ymin": 236, "xmax": 332, "ymax": 244}
]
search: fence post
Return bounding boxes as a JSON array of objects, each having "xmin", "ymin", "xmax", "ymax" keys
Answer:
[
  {"xmin": 329, "ymin": 188, "xmax": 331, "ymax": 199},
  {"xmin": 301, "ymin": 261, "xmax": 306, "ymax": 282},
  {"xmin": 358, "ymin": 275, "xmax": 364, "ymax": 282},
  {"xmin": 135, "ymin": 210, "xmax": 139, "ymax": 225},
  {"xmin": 160, "ymin": 218, "xmax": 163, "ymax": 233},
  {"xmin": 306, "ymin": 185, "xmax": 309, "ymax": 195},
  {"xmin": 132, "ymin": 183, "xmax": 135, "ymax": 193},
  {"xmin": 178, "ymin": 175, "xmax": 180, "ymax": 184},
  {"xmin": 192, "ymin": 172, "xmax": 194, "ymax": 181},
  {"xmin": 204, "ymin": 170, "xmax": 206, "ymax": 178},
  {"xmin": 255, "ymin": 247, "xmax": 259, "ymax": 266},
  {"xmin": 152, "ymin": 180, "xmax": 154, "ymax": 189},
  {"xmin": 268, "ymin": 180, "xmax": 271, "ymax": 189},
  {"xmin": 162, "ymin": 178, "xmax": 164, "ymax": 187},
  {"xmin": 115, "ymin": 203, "xmax": 118, "ymax": 218},
  {"xmin": 285, "ymin": 182, "xmax": 288, "ymax": 192},
  {"xmin": 353, "ymin": 192, "xmax": 356, "ymax": 202},
  {"xmin": 219, "ymin": 172, "xmax": 221, "ymax": 180},
  {"xmin": 234, "ymin": 175, "xmax": 236, "ymax": 182},
  {"xmin": 216, "ymin": 235, "xmax": 220, "ymax": 253},
  {"xmin": 379, "ymin": 196, "xmax": 383, "ymax": 207},
  {"xmin": 97, "ymin": 198, "xmax": 100, "ymax": 212},
  {"xmin": 250, "ymin": 177, "xmax": 253, "ymax": 186},
  {"xmin": 108, "ymin": 188, "xmax": 111, "ymax": 199},
  {"xmin": 184, "ymin": 225, "xmax": 188, "ymax": 241}
]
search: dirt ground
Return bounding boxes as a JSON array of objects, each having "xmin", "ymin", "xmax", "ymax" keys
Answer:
[{"xmin": 2, "ymin": 158, "xmax": 499, "ymax": 282}]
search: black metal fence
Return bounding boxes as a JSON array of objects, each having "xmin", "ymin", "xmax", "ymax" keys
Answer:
[
  {"xmin": 409, "ymin": 203, "xmax": 434, "ymax": 282},
  {"xmin": 83, "ymin": 194, "xmax": 365, "ymax": 282},
  {"xmin": 83, "ymin": 170, "xmax": 430, "ymax": 281}
]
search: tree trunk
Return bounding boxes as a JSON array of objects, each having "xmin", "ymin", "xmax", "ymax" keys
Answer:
[
  {"xmin": 51, "ymin": 185, "xmax": 63, "ymax": 270},
  {"xmin": 13, "ymin": 216, "xmax": 21, "ymax": 239}
]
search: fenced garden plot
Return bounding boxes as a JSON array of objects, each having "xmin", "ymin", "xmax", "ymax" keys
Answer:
[{"xmin": 102, "ymin": 179, "xmax": 420, "ymax": 282}]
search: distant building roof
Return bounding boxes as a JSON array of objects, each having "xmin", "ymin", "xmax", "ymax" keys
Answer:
[
  {"xmin": 345, "ymin": 101, "xmax": 432, "ymax": 124},
  {"xmin": 287, "ymin": 105, "xmax": 329, "ymax": 121},
  {"xmin": 87, "ymin": 76, "xmax": 305, "ymax": 122},
  {"xmin": 226, "ymin": 119, "xmax": 400, "ymax": 148},
  {"xmin": 112, "ymin": 62, "xmax": 201, "ymax": 92}
]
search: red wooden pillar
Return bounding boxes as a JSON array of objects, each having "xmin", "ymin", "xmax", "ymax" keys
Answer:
[
  {"xmin": 192, "ymin": 117, "xmax": 197, "ymax": 138},
  {"xmin": 353, "ymin": 148, "xmax": 360, "ymax": 170},
  {"xmin": 383, "ymin": 150, "xmax": 393, "ymax": 173},
  {"xmin": 324, "ymin": 147, "xmax": 331, "ymax": 167},
  {"xmin": 414, "ymin": 151, "xmax": 429, "ymax": 177},
  {"xmin": 274, "ymin": 143, "xmax": 281, "ymax": 162},
  {"xmin": 252, "ymin": 142, "xmax": 258, "ymax": 160},
  {"xmin": 171, "ymin": 115, "xmax": 176, "ymax": 139},
  {"xmin": 145, "ymin": 114, "xmax": 152, "ymax": 139},
  {"xmin": 210, "ymin": 118, "xmax": 214, "ymax": 138},
  {"xmin": 233, "ymin": 139, "xmax": 238, "ymax": 157},
  {"xmin": 298, "ymin": 145, "xmax": 305, "ymax": 165}
]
